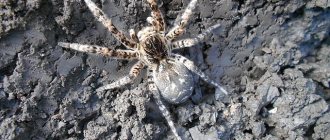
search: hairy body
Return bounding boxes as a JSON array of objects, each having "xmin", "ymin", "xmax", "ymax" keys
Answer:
[{"xmin": 58, "ymin": 0, "xmax": 228, "ymax": 139}]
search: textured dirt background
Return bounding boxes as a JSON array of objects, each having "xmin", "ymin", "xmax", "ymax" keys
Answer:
[{"xmin": 0, "ymin": 0, "xmax": 329, "ymax": 139}]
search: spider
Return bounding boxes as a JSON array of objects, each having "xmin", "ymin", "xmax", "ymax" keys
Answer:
[{"xmin": 58, "ymin": 0, "xmax": 228, "ymax": 139}]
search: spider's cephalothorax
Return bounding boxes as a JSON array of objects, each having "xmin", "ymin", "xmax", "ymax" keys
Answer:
[
  {"xmin": 137, "ymin": 28, "xmax": 168, "ymax": 64},
  {"xmin": 58, "ymin": 0, "xmax": 228, "ymax": 139}
]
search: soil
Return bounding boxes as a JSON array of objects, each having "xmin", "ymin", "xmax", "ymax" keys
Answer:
[{"xmin": 0, "ymin": 0, "xmax": 329, "ymax": 139}]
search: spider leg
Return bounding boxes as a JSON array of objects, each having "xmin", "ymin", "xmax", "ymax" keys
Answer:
[
  {"xmin": 170, "ymin": 24, "xmax": 221, "ymax": 50},
  {"xmin": 58, "ymin": 42, "xmax": 138, "ymax": 59},
  {"xmin": 96, "ymin": 61, "xmax": 144, "ymax": 92},
  {"xmin": 146, "ymin": 0, "xmax": 165, "ymax": 32},
  {"xmin": 170, "ymin": 38, "xmax": 196, "ymax": 50},
  {"xmin": 147, "ymin": 69, "xmax": 182, "ymax": 140},
  {"xmin": 84, "ymin": 0, "xmax": 136, "ymax": 49},
  {"xmin": 166, "ymin": 0, "xmax": 198, "ymax": 41},
  {"xmin": 129, "ymin": 29, "xmax": 139, "ymax": 43},
  {"xmin": 171, "ymin": 54, "xmax": 228, "ymax": 95},
  {"xmin": 146, "ymin": 17, "xmax": 158, "ymax": 28}
]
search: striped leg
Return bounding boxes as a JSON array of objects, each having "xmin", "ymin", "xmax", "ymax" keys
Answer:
[
  {"xmin": 146, "ymin": 0, "xmax": 165, "ymax": 32},
  {"xmin": 147, "ymin": 69, "xmax": 182, "ymax": 140},
  {"xmin": 171, "ymin": 54, "xmax": 228, "ymax": 95},
  {"xmin": 170, "ymin": 38, "xmax": 196, "ymax": 50},
  {"xmin": 96, "ymin": 61, "xmax": 144, "ymax": 91},
  {"xmin": 147, "ymin": 17, "xmax": 158, "ymax": 29},
  {"xmin": 166, "ymin": 0, "xmax": 198, "ymax": 41},
  {"xmin": 170, "ymin": 24, "xmax": 221, "ymax": 50},
  {"xmin": 84, "ymin": 0, "xmax": 136, "ymax": 49},
  {"xmin": 58, "ymin": 42, "xmax": 138, "ymax": 59},
  {"xmin": 129, "ymin": 29, "xmax": 139, "ymax": 43}
]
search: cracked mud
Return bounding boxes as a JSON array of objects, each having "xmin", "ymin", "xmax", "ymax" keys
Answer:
[{"xmin": 0, "ymin": 0, "xmax": 329, "ymax": 139}]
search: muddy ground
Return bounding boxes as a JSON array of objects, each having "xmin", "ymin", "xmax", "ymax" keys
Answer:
[{"xmin": 0, "ymin": 0, "xmax": 329, "ymax": 139}]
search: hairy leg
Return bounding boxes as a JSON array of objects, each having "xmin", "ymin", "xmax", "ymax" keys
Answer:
[
  {"xmin": 147, "ymin": 68, "xmax": 182, "ymax": 140},
  {"xmin": 146, "ymin": 17, "xmax": 158, "ymax": 29},
  {"xmin": 146, "ymin": 0, "xmax": 165, "ymax": 32},
  {"xmin": 170, "ymin": 24, "xmax": 221, "ymax": 50},
  {"xmin": 84, "ymin": 0, "xmax": 136, "ymax": 49},
  {"xmin": 96, "ymin": 61, "xmax": 144, "ymax": 91},
  {"xmin": 166, "ymin": 0, "xmax": 198, "ymax": 41},
  {"xmin": 129, "ymin": 29, "xmax": 139, "ymax": 43},
  {"xmin": 58, "ymin": 42, "xmax": 138, "ymax": 59},
  {"xmin": 171, "ymin": 54, "xmax": 228, "ymax": 95}
]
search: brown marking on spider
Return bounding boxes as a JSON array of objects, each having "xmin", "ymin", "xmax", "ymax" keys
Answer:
[{"xmin": 58, "ymin": 0, "xmax": 228, "ymax": 139}]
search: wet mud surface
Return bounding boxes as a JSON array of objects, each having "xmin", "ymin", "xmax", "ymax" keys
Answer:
[{"xmin": 0, "ymin": 0, "xmax": 329, "ymax": 139}]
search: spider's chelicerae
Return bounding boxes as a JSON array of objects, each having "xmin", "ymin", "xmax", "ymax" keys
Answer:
[{"xmin": 58, "ymin": 0, "xmax": 228, "ymax": 139}]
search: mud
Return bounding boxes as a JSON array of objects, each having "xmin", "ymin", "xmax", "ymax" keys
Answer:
[{"xmin": 0, "ymin": 0, "xmax": 329, "ymax": 139}]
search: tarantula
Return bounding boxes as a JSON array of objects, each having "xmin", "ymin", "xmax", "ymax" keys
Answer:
[{"xmin": 58, "ymin": 0, "xmax": 228, "ymax": 139}]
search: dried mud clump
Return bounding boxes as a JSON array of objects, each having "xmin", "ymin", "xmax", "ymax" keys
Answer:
[
  {"xmin": 0, "ymin": 0, "xmax": 42, "ymax": 38},
  {"xmin": 0, "ymin": 0, "xmax": 329, "ymax": 139}
]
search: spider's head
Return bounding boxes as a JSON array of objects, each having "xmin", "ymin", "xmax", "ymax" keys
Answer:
[
  {"xmin": 143, "ymin": 35, "xmax": 168, "ymax": 60},
  {"xmin": 138, "ymin": 27, "xmax": 168, "ymax": 63}
]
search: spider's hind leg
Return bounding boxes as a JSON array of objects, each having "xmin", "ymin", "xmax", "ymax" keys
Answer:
[
  {"xmin": 171, "ymin": 54, "xmax": 228, "ymax": 96},
  {"xmin": 96, "ymin": 61, "xmax": 144, "ymax": 91},
  {"xmin": 147, "ymin": 69, "xmax": 182, "ymax": 140}
]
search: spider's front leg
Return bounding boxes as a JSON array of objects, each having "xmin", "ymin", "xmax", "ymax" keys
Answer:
[
  {"xmin": 146, "ymin": 0, "xmax": 165, "ymax": 32},
  {"xmin": 171, "ymin": 54, "xmax": 228, "ymax": 96},
  {"xmin": 166, "ymin": 0, "xmax": 198, "ymax": 41},
  {"xmin": 147, "ymin": 69, "xmax": 182, "ymax": 140},
  {"xmin": 84, "ymin": 0, "xmax": 136, "ymax": 49},
  {"xmin": 170, "ymin": 24, "xmax": 221, "ymax": 50},
  {"xmin": 129, "ymin": 29, "xmax": 139, "ymax": 43},
  {"xmin": 58, "ymin": 42, "xmax": 138, "ymax": 59},
  {"xmin": 96, "ymin": 61, "xmax": 144, "ymax": 91}
]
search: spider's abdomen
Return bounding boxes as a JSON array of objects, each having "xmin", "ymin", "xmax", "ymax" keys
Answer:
[{"xmin": 153, "ymin": 62, "xmax": 194, "ymax": 104}]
